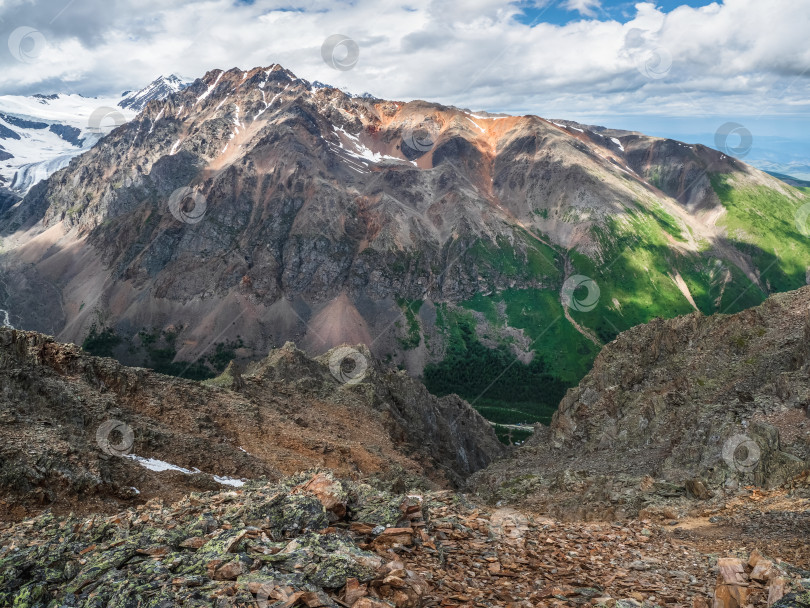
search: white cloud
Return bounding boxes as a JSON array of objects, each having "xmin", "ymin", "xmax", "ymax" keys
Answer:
[
  {"xmin": 0, "ymin": 0, "xmax": 807, "ymax": 122},
  {"xmin": 562, "ymin": 0, "xmax": 602, "ymax": 17}
]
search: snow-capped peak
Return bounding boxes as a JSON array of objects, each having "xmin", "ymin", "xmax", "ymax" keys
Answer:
[{"xmin": 118, "ymin": 74, "xmax": 189, "ymax": 112}]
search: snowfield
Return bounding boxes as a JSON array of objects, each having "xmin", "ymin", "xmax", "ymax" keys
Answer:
[
  {"xmin": 0, "ymin": 93, "xmax": 135, "ymax": 193},
  {"xmin": 0, "ymin": 76, "xmax": 186, "ymax": 194}
]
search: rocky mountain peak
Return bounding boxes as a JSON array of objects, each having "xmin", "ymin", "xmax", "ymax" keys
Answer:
[{"xmin": 118, "ymin": 73, "xmax": 189, "ymax": 112}]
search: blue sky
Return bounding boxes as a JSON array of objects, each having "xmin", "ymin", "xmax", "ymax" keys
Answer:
[
  {"xmin": 0, "ymin": 0, "xmax": 808, "ymax": 176},
  {"xmin": 513, "ymin": 0, "xmax": 715, "ymax": 25}
]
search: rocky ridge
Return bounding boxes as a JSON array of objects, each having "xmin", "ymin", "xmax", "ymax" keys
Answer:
[
  {"xmin": 3, "ymin": 289, "xmax": 810, "ymax": 607},
  {"xmin": 0, "ymin": 327, "xmax": 503, "ymax": 520},
  {"xmin": 473, "ymin": 286, "xmax": 810, "ymax": 520}
]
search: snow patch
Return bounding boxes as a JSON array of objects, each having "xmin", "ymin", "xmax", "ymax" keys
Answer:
[
  {"xmin": 214, "ymin": 476, "xmax": 246, "ymax": 488},
  {"xmin": 196, "ymin": 72, "xmax": 223, "ymax": 106},
  {"xmin": 465, "ymin": 117, "xmax": 485, "ymax": 133},
  {"xmin": 214, "ymin": 96, "xmax": 229, "ymax": 111},
  {"xmin": 125, "ymin": 455, "xmax": 199, "ymax": 474},
  {"xmin": 125, "ymin": 454, "xmax": 247, "ymax": 487},
  {"xmin": 254, "ymin": 84, "xmax": 289, "ymax": 120},
  {"xmin": 610, "ymin": 137, "xmax": 624, "ymax": 152},
  {"xmin": 332, "ymin": 125, "xmax": 408, "ymax": 166},
  {"xmin": 148, "ymin": 108, "xmax": 164, "ymax": 134}
]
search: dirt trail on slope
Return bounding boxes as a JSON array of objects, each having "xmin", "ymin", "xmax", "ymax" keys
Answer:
[{"xmin": 561, "ymin": 255, "xmax": 602, "ymax": 346}]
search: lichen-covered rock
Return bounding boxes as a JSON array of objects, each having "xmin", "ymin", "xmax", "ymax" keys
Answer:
[
  {"xmin": 269, "ymin": 533, "xmax": 384, "ymax": 588},
  {"xmin": 294, "ymin": 473, "xmax": 349, "ymax": 519},
  {"xmin": 773, "ymin": 591, "xmax": 810, "ymax": 608},
  {"xmin": 0, "ymin": 474, "xmax": 432, "ymax": 607},
  {"xmin": 262, "ymin": 493, "xmax": 330, "ymax": 535},
  {"xmin": 1, "ymin": 470, "xmax": 805, "ymax": 607}
]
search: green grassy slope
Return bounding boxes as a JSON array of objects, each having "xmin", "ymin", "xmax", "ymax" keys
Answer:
[
  {"xmin": 712, "ymin": 175, "xmax": 810, "ymax": 294},
  {"xmin": 422, "ymin": 177, "xmax": 809, "ymax": 430}
]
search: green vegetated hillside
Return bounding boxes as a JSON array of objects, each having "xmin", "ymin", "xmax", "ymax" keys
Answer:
[
  {"xmin": 423, "ymin": 176, "xmax": 810, "ymax": 426},
  {"xmin": 712, "ymin": 177, "xmax": 810, "ymax": 294}
]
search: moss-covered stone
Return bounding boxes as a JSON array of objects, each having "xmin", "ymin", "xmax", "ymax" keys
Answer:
[
  {"xmin": 270, "ymin": 533, "xmax": 383, "ymax": 588},
  {"xmin": 0, "ymin": 476, "xmax": 428, "ymax": 607},
  {"xmin": 773, "ymin": 590, "xmax": 810, "ymax": 608}
]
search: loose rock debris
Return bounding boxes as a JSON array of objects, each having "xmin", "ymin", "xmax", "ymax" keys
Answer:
[{"xmin": 1, "ymin": 472, "xmax": 808, "ymax": 607}]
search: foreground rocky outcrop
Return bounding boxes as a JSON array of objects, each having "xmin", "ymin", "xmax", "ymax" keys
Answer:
[
  {"xmin": 2, "ymin": 471, "xmax": 808, "ymax": 607},
  {"xmin": 0, "ymin": 327, "xmax": 503, "ymax": 520},
  {"xmin": 474, "ymin": 286, "xmax": 810, "ymax": 520}
]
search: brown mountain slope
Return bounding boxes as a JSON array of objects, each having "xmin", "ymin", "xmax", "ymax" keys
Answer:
[
  {"xmin": 473, "ymin": 286, "xmax": 810, "ymax": 520},
  {"xmin": 0, "ymin": 327, "xmax": 503, "ymax": 521}
]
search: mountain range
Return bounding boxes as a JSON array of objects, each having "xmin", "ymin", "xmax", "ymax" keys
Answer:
[{"xmin": 0, "ymin": 64, "xmax": 808, "ymax": 426}]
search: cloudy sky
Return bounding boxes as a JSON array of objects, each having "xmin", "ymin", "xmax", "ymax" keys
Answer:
[{"xmin": 1, "ymin": 0, "xmax": 809, "ymax": 172}]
